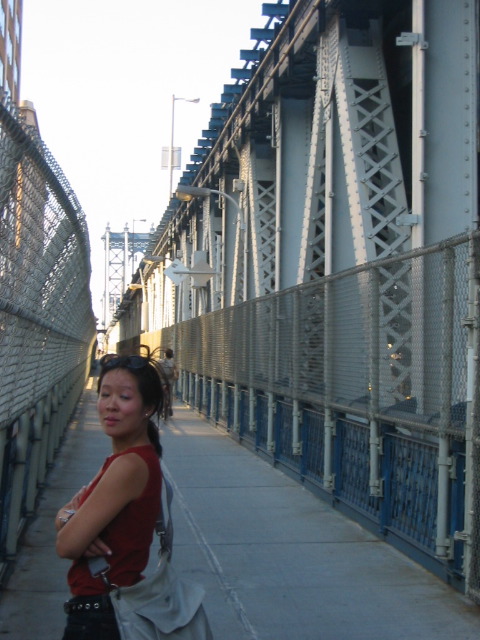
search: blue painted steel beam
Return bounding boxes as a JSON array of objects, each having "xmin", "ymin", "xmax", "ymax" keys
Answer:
[
  {"xmin": 240, "ymin": 49, "xmax": 262, "ymax": 61},
  {"xmin": 262, "ymin": 3, "xmax": 289, "ymax": 17},
  {"xmin": 250, "ymin": 27, "xmax": 275, "ymax": 41},
  {"xmin": 197, "ymin": 140, "xmax": 212, "ymax": 148},
  {"xmin": 231, "ymin": 68, "xmax": 254, "ymax": 80},
  {"xmin": 223, "ymin": 84, "xmax": 243, "ymax": 94},
  {"xmin": 211, "ymin": 108, "xmax": 228, "ymax": 119},
  {"xmin": 209, "ymin": 118, "xmax": 226, "ymax": 128},
  {"xmin": 202, "ymin": 129, "xmax": 219, "ymax": 139}
]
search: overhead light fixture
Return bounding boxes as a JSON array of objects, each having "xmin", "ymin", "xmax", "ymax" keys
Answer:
[
  {"xmin": 143, "ymin": 255, "xmax": 165, "ymax": 265},
  {"xmin": 175, "ymin": 184, "xmax": 245, "ymax": 230}
]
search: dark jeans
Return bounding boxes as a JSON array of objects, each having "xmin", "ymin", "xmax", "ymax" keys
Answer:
[
  {"xmin": 62, "ymin": 597, "xmax": 120, "ymax": 640},
  {"xmin": 62, "ymin": 611, "xmax": 120, "ymax": 640}
]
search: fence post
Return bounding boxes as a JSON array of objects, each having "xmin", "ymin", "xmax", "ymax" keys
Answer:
[
  {"xmin": 233, "ymin": 384, "xmax": 240, "ymax": 432},
  {"xmin": 460, "ymin": 236, "xmax": 480, "ymax": 594},
  {"xmin": 369, "ymin": 267, "xmax": 382, "ymax": 497},
  {"xmin": 292, "ymin": 289, "xmax": 302, "ymax": 455},
  {"xmin": 436, "ymin": 247, "xmax": 455, "ymax": 558},
  {"xmin": 6, "ymin": 412, "xmax": 30, "ymax": 557},
  {"xmin": 25, "ymin": 398, "xmax": 45, "ymax": 515},
  {"xmin": 267, "ymin": 392, "xmax": 275, "ymax": 453},
  {"xmin": 37, "ymin": 391, "xmax": 52, "ymax": 484},
  {"xmin": 211, "ymin": 379, "xmax": 217, "ymax": 423},
  {"xmin": 323, "ymin": 280, "xmax": 334, "ymax": 490}
]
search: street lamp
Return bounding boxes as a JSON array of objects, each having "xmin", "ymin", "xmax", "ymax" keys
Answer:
[
  {"xmin": 131, "ymin": 218, "xmax": 146, "ymax": 275},
  {"xmin": 175, "ymin": 183, "xmax": 245, "ymax": 229},
  {"xmin": 168, "ymin": 95, "xmax": 200, "ymax": 199},
  {"xmin": 142, "ymin": 255, "xmax": 165, "ymax": 265}
]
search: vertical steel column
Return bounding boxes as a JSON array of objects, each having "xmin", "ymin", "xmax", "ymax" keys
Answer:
[
  {"xmin": 410, "ymin": 0, "xmax": 426, "ymax": 248},
  {"xmin": 462, "ymin": 236, "xmax": 480, "ymax": 592},
  {"xmin": 274, "ymin": 100, "xmax": 282, "ymax": 292},
  {"xmin": 103, "ymin": 225, "xmax": 110, "ymax": 328},
  {"xmin": 123, "ymin": 225, "xmax": 129, "ymax": 294}
]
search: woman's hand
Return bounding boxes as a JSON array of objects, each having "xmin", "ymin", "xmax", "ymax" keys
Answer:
[
  {"xmin": 55, "ymin": 486, "xmax": 89, "ymax": 532},
  {"xmin": 82, "ymin": 536, "xmax": 112, "ymax": 558}
]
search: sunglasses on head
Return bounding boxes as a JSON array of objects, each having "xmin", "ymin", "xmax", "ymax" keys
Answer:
[{"xmin": 100, "ymin": 354, "xmax": 149, "ymax": 372}]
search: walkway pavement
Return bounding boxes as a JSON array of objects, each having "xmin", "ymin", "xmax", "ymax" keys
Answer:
[{"xmin": 1, "ymin": 375, "xmax": 480, "ymax": 639}]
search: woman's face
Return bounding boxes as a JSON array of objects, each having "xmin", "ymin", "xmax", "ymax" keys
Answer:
[{"xmin": 97, "ymin": 368, "xmax": 152, "ymax": 445}]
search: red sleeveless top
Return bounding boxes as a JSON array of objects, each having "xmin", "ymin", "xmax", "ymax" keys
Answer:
[{"xmin": 67, "ymin": 444, "xmax": 162, "ymax": 596}]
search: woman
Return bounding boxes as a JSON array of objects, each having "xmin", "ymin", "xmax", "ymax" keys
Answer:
[{"xmin": 56, "ymin": 352, "xmax": 164, "ymax": 640}]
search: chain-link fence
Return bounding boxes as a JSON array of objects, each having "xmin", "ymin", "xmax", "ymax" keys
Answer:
[
  {"xmin": 118, "ymin": 231, "xmax": 480, "ymax": 596},
  {"xmin": 0, "ymin": 95, "xmax": 96, "ymax": 577}
]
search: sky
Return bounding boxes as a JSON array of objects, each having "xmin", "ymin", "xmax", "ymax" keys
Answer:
[{"xmin": 20, "ymin": 0, "xmax": 268, "ymax": 322}]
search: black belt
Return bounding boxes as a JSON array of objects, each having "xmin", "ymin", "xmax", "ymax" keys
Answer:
[{"xmin": 64, "ymin": 594, "xmax": 114, "ymax": 614}]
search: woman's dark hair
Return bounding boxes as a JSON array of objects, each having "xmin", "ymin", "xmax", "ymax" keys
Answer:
[{"xmin": 98, "ymin": 348, "xmax": 164, "ymax": 457}]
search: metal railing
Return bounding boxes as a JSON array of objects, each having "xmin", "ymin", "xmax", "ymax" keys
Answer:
[
  {"xmin": 117, "ymin": 231, "xmax": 480, "ymax": 596},
  {"xmin": 0, "ymin": 95, "xmax": 96, "ymax": 581}
]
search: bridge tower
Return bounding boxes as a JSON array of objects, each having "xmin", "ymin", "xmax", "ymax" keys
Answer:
[{"xmin": 101, "ymin": 223, "xmax": 152, "ymax": 328}]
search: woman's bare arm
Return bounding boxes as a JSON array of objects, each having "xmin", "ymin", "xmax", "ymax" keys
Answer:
[{"xmin": 56, "ymin": 453, "xmax": 148, "ymax": 559}]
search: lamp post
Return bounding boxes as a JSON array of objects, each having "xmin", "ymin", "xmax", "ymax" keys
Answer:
[
  {"xmin": 131, "ymin": 218, "xmax": 146, "ymax": 275},
  {"xmin": 168, "ymin": 95, "xmax": 200, "ymax": 199},
  {"xmin": 175, "ymin": 184, "xmax": 245, "ymax": 229}
]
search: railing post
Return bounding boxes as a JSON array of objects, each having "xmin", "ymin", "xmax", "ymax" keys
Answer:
[
  {"xmin": 6, "ymin": 412, "xmax": 30, "ymax": 557},
  {"xmin": 292, "ymin": 399, "xmax": 301, "ymax": 455},
  {"xmin": 37, "ymin": 391, "xmax": 52, "ymax": 485},
  {"xmin": 323, "ymin": 280, "xmax": 334, "ymax": 490},
  {"xmin": 436, "ymin": 247, "xmax": 455, "ymax": 558},
  {"xmin": 25, "ymin": 398, "xmax": 45, "ymax": 515},
  {"xmin": 249, "ymin": 388, "xmax": 256, "ymax": 433},
  {"xmin": 202, "ymin": 375, "xmax": 208, "ymax": 413},
  {"xmin": 233, "ymin": 384, "xmax": 240, "ymax": 432},
  {"xmin": 211, "ymin": 379, "xmax": 217, "ymax": 423},
  {"xmin": 369, "ymin": 267, "xmax": 382, "ymax": 497},
  {"xmin": 267, "ymin": 392, "xmax": 275, "ymax": 453},
  {"xmin": 463, "ymin": 233, "xmax": 480, "ymax": 592}
]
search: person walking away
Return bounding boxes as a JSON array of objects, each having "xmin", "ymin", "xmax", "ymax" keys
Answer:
[
  {"xmin": 160, "ymin": 348, "xmax": 178, "ymax": 418},
  {"xmin": 56, "ymin": 350, "xmax": 164, "ymax": 640}
]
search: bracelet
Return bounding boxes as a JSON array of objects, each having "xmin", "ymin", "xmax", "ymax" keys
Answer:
[{"xmin": 58, "ymin": 509, "xmax": 76, "ymax": 524}]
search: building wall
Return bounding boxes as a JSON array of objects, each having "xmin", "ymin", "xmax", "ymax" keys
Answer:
[{"xmin": 0, "ymin": 0, "xmax": 22, "ymax": 103}]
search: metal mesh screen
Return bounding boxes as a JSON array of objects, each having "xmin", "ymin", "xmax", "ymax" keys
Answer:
[
  {"xmin": 147, "ymin": 233, "xmax": 474, "ymax": 437},
  {"xmin": 118, "ymin": 231, "xmax": 480, "ymax": 595},
  {"xmin": 0, "ymin": 98, "xmax": 96, "ymax": 430}
]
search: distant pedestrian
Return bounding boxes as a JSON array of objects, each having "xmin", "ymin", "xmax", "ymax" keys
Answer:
[
  {"xmin": 56, "ymin": 350, "xmax": 164, "ymax": 640},
  {"xmin": 160, "ymin": 348, "xmax": 178, "ymax": 419}
]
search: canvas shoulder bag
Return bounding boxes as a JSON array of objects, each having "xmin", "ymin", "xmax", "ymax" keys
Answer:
[{"xmin": 89, "ymin": 475, "xmax": 213, "ymax": 640}]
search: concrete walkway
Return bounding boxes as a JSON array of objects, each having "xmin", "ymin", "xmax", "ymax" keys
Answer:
[{"xmin": 1, "ymin": 375, "xmax": 480, "ymax": 639}]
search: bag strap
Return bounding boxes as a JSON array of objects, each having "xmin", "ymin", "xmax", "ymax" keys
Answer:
[
  {"xmin": 156, "ymin": 474, "xmax": 174, "ymax": 556},
  {"xmin": 87, "ymin": 472, "xmax": 173, "ymax": 585}
]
